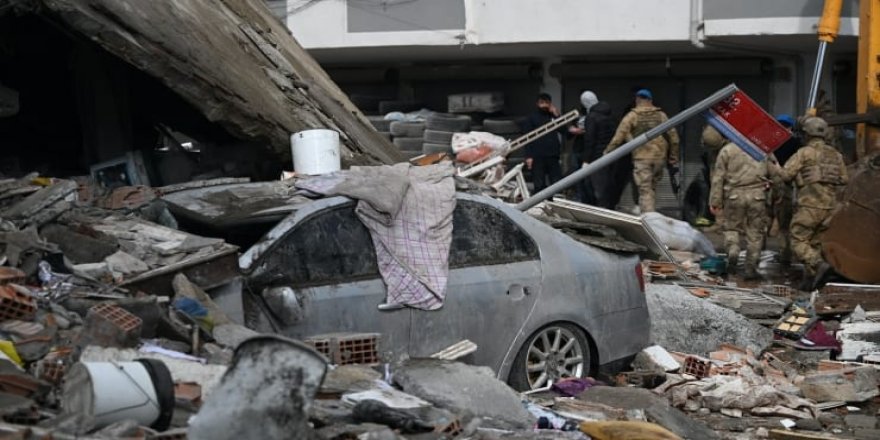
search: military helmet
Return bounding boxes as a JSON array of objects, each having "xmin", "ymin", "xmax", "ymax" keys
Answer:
[
  {"xmin": 802, "ymin": 116, "xmax": 829, "ymax": 138},
  {"xmin": 701, "ymin": 125, "xmax": 726, "ymax": 150}
]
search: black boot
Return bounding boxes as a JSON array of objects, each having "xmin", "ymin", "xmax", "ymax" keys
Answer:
[{"xmin": 812, "ymin": 261, "xmax": 834, "ymax": 291}]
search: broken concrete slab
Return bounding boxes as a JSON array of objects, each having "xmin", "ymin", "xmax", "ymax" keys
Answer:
[
  {"xmin": 800, "ymin": 366, "xmax": 880, "ymax": 403},
  {"xmin": 575, "ymin": 386, "xmax": 720, "ymax": 440},
  {"xmin": 646, "ymin": 283, "xmax": 774, "ymax": 356},
  {"xmin": 188, "ymin": 336, "xmax": 326, "ymax": 440},
  {"xmin": 632, "ymin": 345, "xmax": 681, "ymax": 372},
  {"xmin": 393, "ymin": 359, "xmax": 534, "ymax": 430},
  {"xmin": 320, "ymin": 364, "xmax": 383, "ymax": 395}
]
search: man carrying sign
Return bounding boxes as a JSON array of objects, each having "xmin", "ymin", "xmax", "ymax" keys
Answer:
[{"xmin": 771, "ymin": 116, "xmax": 848, "ymax": 289}]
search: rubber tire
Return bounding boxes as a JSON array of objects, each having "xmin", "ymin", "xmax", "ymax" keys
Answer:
[
  {"xmin": 422, "ymin": 143, "xmax": 451, "ymax": 155},
  {"xmin": 507, "ymin": 323, "xmax": 591, "ymax": 392},
  {"xmin": 423, "ymin": 129, "xmax": 455, "ymax": 144},
  {"xmin": 390, "ymin": 121, "xmax": 426, "ymax": 137},
  {"xmin": 393, "ymin": 137, "xmax": 424, "ymax": 150},
  {"xmin": 379, "ymin": 100, "xmax": 424, "ymax": 114},
  {"xmin": 483, "ymin": 118, "xmax": 523, "ymax": 135},
  {"xmin": 367, "ymin": 116, "xmax": 391, "ymax": 132},
  {"xmin": 426, "ymin": 114, "xmax": 471, "ymax": 132}
]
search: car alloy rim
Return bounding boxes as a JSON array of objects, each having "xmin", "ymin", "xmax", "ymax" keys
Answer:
[{"xmin": 525, "ymin": 326, "xmax": 584, "ymax": 389}]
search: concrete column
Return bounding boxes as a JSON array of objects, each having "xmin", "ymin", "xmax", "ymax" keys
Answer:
[
  {"xmin": 540, "ymin": 57, "xmax": 563, "ymax": 106},
  {"xmin": 770, "ymin": 57, "xmax": 799, "ymax": 116}
]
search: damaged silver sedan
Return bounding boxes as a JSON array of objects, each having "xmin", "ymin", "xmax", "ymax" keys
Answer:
[{"xmin": 238, "ymin": 192, "xmax": 649, "ymax": 391}]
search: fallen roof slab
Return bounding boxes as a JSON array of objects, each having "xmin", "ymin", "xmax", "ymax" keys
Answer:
[{"xmin": 35, "ymin": 0, "xmax": 402, "ymax": 166}]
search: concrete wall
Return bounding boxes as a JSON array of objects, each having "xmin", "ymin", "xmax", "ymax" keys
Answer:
[
  {"xmin": 287, "ymin": 0, "xmax": 692, "ymax": 49},
  {"xmin": 347, "ymin": 0, "xmax": 465, "ymax": 32}
]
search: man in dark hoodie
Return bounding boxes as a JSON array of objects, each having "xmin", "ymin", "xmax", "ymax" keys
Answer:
[{"xmin": 521, "ymin": 93, "xmax": 575, "ymax": 192}]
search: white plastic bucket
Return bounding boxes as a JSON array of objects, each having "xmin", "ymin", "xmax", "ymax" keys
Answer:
[
  {"xmin": 63, "ymin": 360, "xmax": 174, "ymax": 430},
  {"xmin": 290, "ymin": 129, "xmax": 341, "ymax": 175}
]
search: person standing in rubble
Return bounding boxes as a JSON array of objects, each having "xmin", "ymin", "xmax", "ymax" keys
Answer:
[
  {"xmin": 771, "ymin": 116, "xmax": 848, "ymax": 289},
  {"xmin": 709, "ymin": 139, "xmax": 778, "ymax": 280},
  {"xmin": 571, "ymin": 91, "xmax": 615, "ymax": 205},
  {"xmin": 603, "ymin": 89, "xmax": 680, "ymax": 213},
  {"xmin": 522, "ymin": 93, "xmax": 577, "ymax": 192}
]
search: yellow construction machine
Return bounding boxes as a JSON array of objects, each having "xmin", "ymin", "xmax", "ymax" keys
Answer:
[{"xmin": 815, "ymin": 0, "xmax": 880, "ymax": 283}]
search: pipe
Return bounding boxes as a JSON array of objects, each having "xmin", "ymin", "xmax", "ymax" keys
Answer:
[
  {"xmin": 806, "ymin": 41, "xmax": 828, "ymax": 111},
  {"xmin": 516, "ymin": 84, "xmax": 739, "ymax": 211}
]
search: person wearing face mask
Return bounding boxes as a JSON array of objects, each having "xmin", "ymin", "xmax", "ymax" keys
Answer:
[{"xmin": 571, "ymin": 91, "xmax": 616, "ymax": 205}]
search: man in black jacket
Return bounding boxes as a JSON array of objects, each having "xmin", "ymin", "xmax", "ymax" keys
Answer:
[
  {"xmin": 572, "ymin": 94, "xmax": 615, "ymax": 205},
  {"xmin": 521, "ymin": 93, "xmax": 574, "ymax": 192}
]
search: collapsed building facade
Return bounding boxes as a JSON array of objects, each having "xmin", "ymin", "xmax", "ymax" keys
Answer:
[{"xmin": 0, "ymin": 0, "xmax": 400, "ymax": 184}]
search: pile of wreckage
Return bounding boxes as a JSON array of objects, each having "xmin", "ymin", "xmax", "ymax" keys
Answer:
[{"xmin": 0, "ymin": 172, "xmax": 878, "ymax": 440}]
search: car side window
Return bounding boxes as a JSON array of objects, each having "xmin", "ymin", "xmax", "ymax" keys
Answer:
[
  {"xmin": 259, "ymin": 203, "xmax": 379, "ymax": 287},
  {"xmin": 449, "ymin": 199, "xmax": 539, "ymax": 268}
]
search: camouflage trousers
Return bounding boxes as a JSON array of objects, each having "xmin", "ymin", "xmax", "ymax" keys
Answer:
[
  {"xmin": 790, "ymin": 205, "xmax": 832, "ymax": 274},
  {"xmin": 723, "ymin": 191, "xmax": 770, "ymax": 273},
  {"xmin": 773, "ymin": 184, "xmax": 794, "ymax": 264},
  {"xmin": 632, "ymin": 159, "xmax": 665, "ymax": 213}
]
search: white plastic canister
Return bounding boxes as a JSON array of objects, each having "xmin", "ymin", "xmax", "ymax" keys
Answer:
[
  {"xmin": 290, "ymin": 129, "xmax": 341, "ymax": 175},
  {"xmin": 62, "ymin": 360, "xmax": 174, "ymax": 430}
]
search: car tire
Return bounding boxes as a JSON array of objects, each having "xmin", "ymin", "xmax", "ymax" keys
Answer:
[
  {"xmin": 393, "ymin": 137, "xmax": 424, "ymax": 150},
  {"xmin": 423, "ymin": 129, "xmax": 455, "ymax": 144},
  {"xmin": 508, "ymin": 323, "xmax": 591, "ymax": 392},
  {"xmin": 483, "ymin": 118, "xmax": 523, "ymax": 135},
  {"xmin": 390, "ymin": 121, "xmax": 426, "ymax": 138},
  {"xmin": 367, "ymin": 116, "xmax": 392, "ymax": 132},
  {"xmin": 426, "ymin": 114, "xmax": 471, "ymax": 132}
]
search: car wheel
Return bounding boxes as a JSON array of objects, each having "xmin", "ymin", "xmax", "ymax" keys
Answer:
[{"xmin": 508, "ymin": 323, "xmax": 590, "ymax": 391}]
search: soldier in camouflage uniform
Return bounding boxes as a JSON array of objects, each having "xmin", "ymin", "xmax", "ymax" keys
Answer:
[
  {"xmin": 709, "ymin": 141, "xmax": 777, "ymax": 279},
  {"xmin": 701, "ymin": 125, "xmax": 727, "ymax": 179},
  {"xmin": 773, "ymin": 117, "xmax": 848, "ymax": 286},
  {"xmin": 604, "ymin": 89, "xmax": 679, "ymax": 213}
]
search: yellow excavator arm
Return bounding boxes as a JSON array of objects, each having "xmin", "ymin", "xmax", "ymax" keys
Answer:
[{"xmin": 857, "ymin": 0, "xmax": 880, "ymax": 156}]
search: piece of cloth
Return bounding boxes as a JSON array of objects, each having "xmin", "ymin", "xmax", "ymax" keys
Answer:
[
  {"xmin": 531, "ymin": 156, "xmax": 562, "ymax": 193},
  {"xmin": 632, "ymin": 159, "xmax": 664, "ymax": 213},
  {"xmin": 790, "ymin": 205, "xmax": 832, "ymax": 273},
  {"xmin": 604, "ymin": 105, "xmax": 680, "ymax": 162},
  {"xmin": 296, "ymin": 163, "xmax": 456, "ymax": 310}
]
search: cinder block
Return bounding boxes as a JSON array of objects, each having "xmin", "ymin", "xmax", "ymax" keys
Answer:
[
  {"xmin": 0, "ymin": 286, "xmax": 36, "ymax": 322},
  {"xmin": 682, "ymin": 356, "xmax": 711, "ymax": 379},
  {"xmin": 305, "ymin": 333, "xmax": 380, "ymax": 365},
  {"xmin": 80, "ymin": 303, "xmax": 143, "ymax": 348}
]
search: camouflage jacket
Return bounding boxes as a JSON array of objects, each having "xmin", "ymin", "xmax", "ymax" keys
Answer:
[
  {"xmin": 710, "ymin": 142, "xmax": 777, "ymax": 208},
  {"xmin": 604, "ymin": 105, "xmax": 680, "ymax": 161},
  {"xmin": 778, "ymin": 138, "xmax": 848, "ymax": 209}
]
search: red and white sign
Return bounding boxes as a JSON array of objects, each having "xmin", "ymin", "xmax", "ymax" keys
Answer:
[{"xmin": 705, "ymin": 90, "xmax": 791, "ymax": 161}]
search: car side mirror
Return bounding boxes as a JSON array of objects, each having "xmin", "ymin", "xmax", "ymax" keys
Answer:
[{"xmin": 262, "ymin": 286, "xmax": 305, "ymax": 326}]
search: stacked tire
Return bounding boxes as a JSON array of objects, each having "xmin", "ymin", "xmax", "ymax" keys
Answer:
[
  {"xmin": 367, "ymin": 116, "xmax": 394, "ymax": 141},
  {"xmin": 390, "ymin": 120, "xmax": 427, "ymax": 159},
  {"xmin": 483, "ymin": 117, "xmax": 526, "ymax": 167},
  {"xmin": 423, "ymin": 114, "xmax": 472, "ymax": 155}
]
